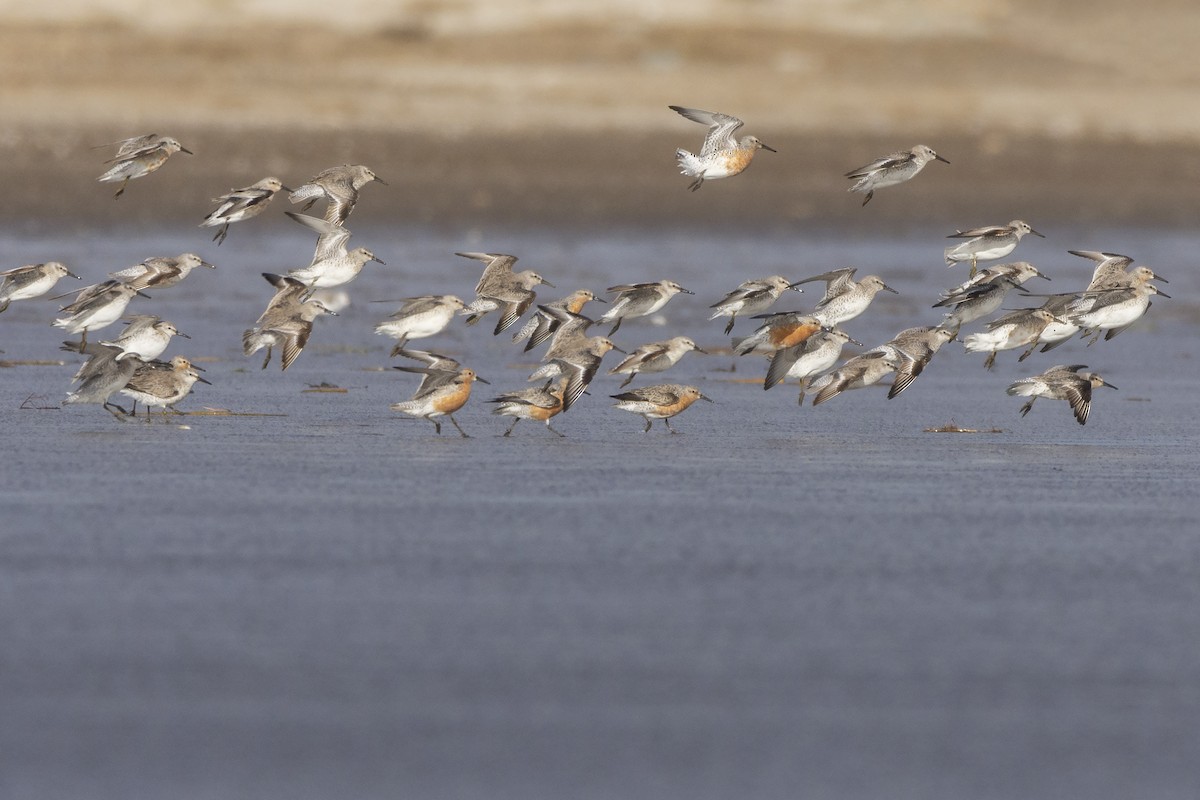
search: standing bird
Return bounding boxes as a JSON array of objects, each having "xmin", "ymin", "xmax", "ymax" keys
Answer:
[
  {"xmin": 120, "ymin": 356, "xmax": 211, "ymax": 421},
  {"xmin": 597, "ymin": 280, "xmax": 693, "ymax": 336},
  {"xmin": 457, "ymin": 252, "xmax": 554, "ymax": 335},
  {"xmin": 845, "ymin": 144, "xmax": 949, "ymax": 206},
  {"xmin": 373, "ymin": 295, "xmax": 466, "ymax": 355},
  {"xmin": 608, "ymin": 336, "xmax": 705, "ymax": 388},
  {"xmin": 0, "ymin": 262, "xmax": 79, "ymax": 313},
  {"xmin": 611, "ymin": 384, "xmax": 712, "ymax": 433},
  {"xmin": 289, "ymin": 164, "xmax": 385, "ymax": 224},
  {"xmin": 669, "ymin": 106, "xmax": 775, "ymax": 191},
  {"xmin": 945, "ymin": 220, "xmax": 1044, "ymax": 275},
  {"xmin": 96, "ymin": 134, "xmax": 192, "ymax": 198},
  {"xmin": 708, "ymin": 276, "xmax": 800, "ymax": 334},
  {"xmin": 1007, "ymin": 364, "xmax": 1117, "ymax": 425},
  {"xmin": 201, "ymin": 177, "xmax": 291, "ymax": 245},
  {"xmin": 391, "ymin": 351, "xmax": 487, "ymax": 437},
  {"xmin": 242, "ymin": 273, "xmax": 338, "ymax": 370},
  {"xmin": 790, "ymin": 268, "xmax": 898, "ymax": 327},
  {"xmin": 488, "ymin": 377, "xmax": 569, "ymax": 438},
  {"xmin": 62, "ymin": 344, "xmax": 145, "ymax": 420}
]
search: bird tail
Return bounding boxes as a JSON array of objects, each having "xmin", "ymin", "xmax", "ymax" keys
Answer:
[{"xmin": 675, "ymin": 149, "xmax": 703, "ymax": 177}]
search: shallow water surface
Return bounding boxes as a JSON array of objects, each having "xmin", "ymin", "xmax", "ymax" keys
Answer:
[{"xmin": 2, "ymin": 224, "xmax": 1198, "ymax": 799}]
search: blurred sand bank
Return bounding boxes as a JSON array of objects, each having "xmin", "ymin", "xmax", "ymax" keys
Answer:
[{"xmin": 3, "ymin": 1, "xmax": 1199, "ymax": 226}]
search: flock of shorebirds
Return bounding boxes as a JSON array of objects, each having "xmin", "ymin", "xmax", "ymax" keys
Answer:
[{"xmin": 0, "ymin": 107, "xmax": 1168, "ymax": 432}]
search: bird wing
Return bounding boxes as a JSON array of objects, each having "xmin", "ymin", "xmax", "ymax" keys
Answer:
[
  {"xmin": 844, "ymin": 150, "xmax": 912, "ymax": 178},
  {"xmin": 947, "ymin": 224, "xmax": 1010, "ymax": 239}
]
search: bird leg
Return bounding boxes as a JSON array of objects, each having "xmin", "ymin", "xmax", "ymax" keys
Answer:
[
  {"xmin": 724, "ymin": 316, "xmax": 736, "ymax": 335},
  {"xmin": 428, "ymin": 416, "xmax": 442, "ymax": 435},
  {"xmin": 619, "ymin": 373, "xmax": 635, "ymax": 389},
  {"xmin": 664, "ymin": 418, "xmax": 678, "ymax": 434},
  {"xmin": 983, "ymin": 351, "xmax": 997, "ymax": 370},
  {"xmin": 641, "ymin": 416, "xmax": 652, "ymax": 433},
  {"xmin": 1019, "ymin": 399, "xmax": 1036, "ymax": 417},
  {"xmin": 503, "ymin": 418, "xmax": 519, "ymax": 437},
  {"xmin": 448, "ymin": 414, "xmax": 469, "ymax": 438},
  {"xmin": 103, "ymin": 402, "xmax": 130, "ymax": 421},
  {"xmin": 261, "ymin": 347, "xmax": 272, "ymax": 370},
  {"xmin": 113, "ymin": 178, "xmax": 130, "ymax": 199},
  {"xmin": 545, "ymin": 421, "xmax": 566, "ymax": 438}
]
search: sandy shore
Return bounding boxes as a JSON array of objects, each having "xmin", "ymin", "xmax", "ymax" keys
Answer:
[
  {"xmin": 3, "ymin": 5, "xmax": 1200, "ymax": 229},
  {"xmin": 8, "ymin": 126, "xmax": 1200, "ymax": 231}
]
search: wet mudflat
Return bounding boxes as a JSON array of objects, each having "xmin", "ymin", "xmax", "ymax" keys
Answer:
[{"xmin": 2, "ymin": 224, "xmax": 1199, "ymax": 799}]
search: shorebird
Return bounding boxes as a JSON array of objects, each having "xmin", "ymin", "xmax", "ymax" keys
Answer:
[
  {"xmin": 1016, "ymin": 263, "xmax": 1167, "ymax": 349},
  {"xmin": 242, "ymin": 273, "xmax": 338, "ymax": 370},
  {"xmin": 511, "ymin": 289, "xmax": 603, "ymax": 352},
  {"xmin": 1068, "ymin": 278, "xmax": 1168, "ymax": 344},
  {"xmin": 1007, "ymin": 364, "xmax": 1117, "ymax": 425},
  {"xmin": 598, "ymin": 280, "xmax": 693, "ymax": 336},
  {"xmin": 845, "ymin": 144, "xmax": 948, "ymax": 206},
  {"xmin": 668, "ymin": 105, "xmax": 775, "ymax": 191},
  {"xmin": 934, "ymin": 261, "xmax": 1049, "ymax": 329},
  {"xmin": 0, "ymin": 262, "xmax": 79, "ymax": 313},
  {"xmin": 109, "ymin": 253, "xmax": 215, "ymax": 291},
  {"xmin": 608, "ymin": 336, "xmax": 704, "ymax": 388},
  {"xmin": 98, "ymin": 315, "xmax": 188, "ymax": 361},
  {"xmin": 289, "ymin": 164, "xmax": 385, "ymax": 224},
  {"xmin": 373, "ymin": 295, "xmax": 465, "ymax": 355},
  {"xmin": 201, "ymin": 177, "xmax": 290, "ymax": 244},
  {"xmin": 62, "ymin": 344, "xmax": 145, "ymax": 419},
  {"xmin": 285, "ymin": 212, "xmax": 384, "ymax": 294},
  {"xmin": 120, "ymin": 356, "xmax": 210, "ymax": 420},
  {"xmin": 1032, "ymin": 295, "xmax": 1084, "ymax": 354},
  {"xmin": 391, "ymin": 351, "xmax": 487, "ymax": 437},
  {"xmin": 867, "ymin": 325, "xmax": 957, "ymax": 399},
  {"xmin": 531, "ymin": 306, "xmax": 599, "ymax": 368},
  {"xmin": 457, "ymin": 251, "xmax": 554, "ymax": 335},
  {"xmin": 789, "ymin": 268, "xmax": 898, "ymax": 327},
  {"xmin": 1067, "ymin": 250, "xmax": 1138, "ymax": 290},
  {"xmin": 528, "ymin": 332, "xmax": 622, "ymax": 412},
  {"xmin": 54, "ymin": 281, "xmax": 145, "ymax": 347},
  {"xmin": 945, "ymin": 220, "xmax": 1044, "ymax": 275},
  {"xmin": 764, "ymin": 328, "xmax": 861, "ymax": 405},
  {"xmin": 962, "ymin": 307, "xmax": 1059, "ymax": 369},
  {"xmin": 708, "ymin": 276, "xmax": 799, "ymax": 334},
  {"xmin": 733, "ymin": 312, "xmax": 825, "ymax": 357},
  {"xmin": 488, "ymin": 377, "xmax": 569, "ymax": 437},
  {"xmin": 809, "ymin": 351, "xmax": 902, "ymax": 406},
  {"xmin": 611, "ymin": 384, "xmax": 712, "ymax": 432},
  {"xmin": 96, "ymin": 134, "xmax": 191, "ymax": 198}
]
